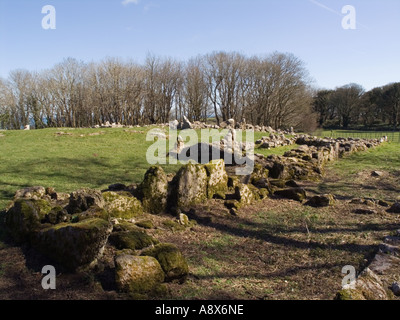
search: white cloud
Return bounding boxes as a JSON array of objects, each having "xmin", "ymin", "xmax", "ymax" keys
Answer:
[{"xmin": 122, "ymin": 0, "xmax": 139, "ymax": 6}]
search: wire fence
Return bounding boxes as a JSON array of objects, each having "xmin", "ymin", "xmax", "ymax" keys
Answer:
[{"xmin": 314, "ymin": 131, "xmax": 400, "ymax": 143}]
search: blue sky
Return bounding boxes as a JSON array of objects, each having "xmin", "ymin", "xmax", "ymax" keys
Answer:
[{"xmin": 0, "ymin": 0, "xmax": 399, "ymax": 91}]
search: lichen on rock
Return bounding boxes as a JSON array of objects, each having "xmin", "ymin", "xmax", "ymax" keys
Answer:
[
  {"xmin": 102, "ymin": 191, "xmax": 143, "ymax": 219},
  {"xmin": 114, "ymin": 254, "xmax": 165, "ymax": 295},
  {"xmin": 204, "ymin": 159, "xmax": 228, "ymax": 199},
  {"xmin": 32, "ymin": 218, "xmax": 113, "ymax": 271},
  {"xmin": 141, "ymin": 243, "xmax": 189, "ymax": 283},
  {"xmin": 137, "ymin": 166, "xmax": 168, "ymax": 214}
]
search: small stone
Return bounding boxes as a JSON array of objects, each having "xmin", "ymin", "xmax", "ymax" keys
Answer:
[
  {"xmin": 179, "ymin": 213, "xmax": 190, "ymax": 226},
  {"xmin": 371, "ymin": 171, "xmax": 384, "ymax": 177},
  {"xmin": 306, "ymin": 194, "xmax": 335, "ymax": 207}
]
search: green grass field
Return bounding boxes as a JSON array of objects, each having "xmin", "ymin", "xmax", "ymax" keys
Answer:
[
  {"xmin": 313, "ymin": 129, "xmax": 400, "ymax": 143},
  {"xmin": 0, "ymin": 127, "xmax": 398, "ymax": 210}
]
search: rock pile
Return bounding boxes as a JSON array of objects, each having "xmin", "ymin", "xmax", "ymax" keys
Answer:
[
  {"xmin": 256, "ymin": 134, "xmax": 296, "ymax": 149},
  {"xmin": 3, "ymin": 183, "xmax": 189, "ymax": 298},
  {"xmin": 336, "ymin": 232, "xmax": 400, "ymax": 300}
]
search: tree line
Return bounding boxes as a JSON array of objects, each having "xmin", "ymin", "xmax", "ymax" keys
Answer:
[
  {"xmin": 0, "ymin": 51, "xmax": 315, "ymax": 130},
  {"xmin": 312, "ymin": 82, "xmax": 400, "ymax": 130}
]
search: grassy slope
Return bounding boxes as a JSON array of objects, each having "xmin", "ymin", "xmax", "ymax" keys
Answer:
[
  {"xmin": 0, "ymin": 128, "xmax": 292, "ymax": 210},
  {"xmin": 0, "ymin": 127, "xmax": 179, "ymax": 209}
]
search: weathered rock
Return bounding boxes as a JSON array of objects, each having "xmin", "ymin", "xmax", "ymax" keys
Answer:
[
  {"xmin": 234, "ymin": 184, "xmax": 257, "ymax": 206},
  {"xmin": 169, "ymin": 120, "xmax": 179, "ymax": 130},
  {"xmin": 72, "ymin": 206, "xmax": 109, "ymax": 222},
  {"xmin": 179, "ymin": 213, "xmax": 190, "ymax": 226},
  {"xmin": 14, "ymin": 186, "xmax": 46, "ymax": 200},
  {"xmin": 109, "ymin": 229, "xmax": 159, "ymax": 251},
  {"xmin": 137, "ymin": 166, "xmax": 168, "ymax": 214},
  {"xmin": 169, "ymin": 163, "xmax": 208, "ymax": 210},
  {"xmin": 44, "ymin": 206, "xmax": 70, "ymax": 224},
  {"xmin": 181, "ymin": 116, "xmax": 192, "ymax": 130},
  {"xmin": 371, "ymin": 171, "xmax": 384, "ymax": 177},
  {"xmin": 274, "ymin": 188, "xmax": 307, "ymax": 202},
  {"xmin": 306, "ymin": 194, "xmax": 335, "ymax": 207},
  {"xmin": 102, "ymin": 191, "xmax": 143, "ymax": 219},
  {"xmin": 5, "ymin": 199, "xmax": 52, "ymax": 242},
  {"xmin": 32, "ymin": 218, "xmax": 112, "ymax": 271},
  {"xmin": 141, "ymin": 243, "xmax": 189, "ymax": 283},
  {"xmin": 135, "ymin": 220, "xmax": 154, "ymax": 229},
  {"xmin": 67, "ymin": 188, "xmax": 105, "ymax": 214},
  {"xmin": 335, "ymin": 268, "xmax": 389, "ymax": 300},
  {"xmin": 204, "ymin": 159, "xmax": 228, "ymax": 199},
  {"xmin": 114, "ymin": 254, "xmax": 165, "ymax": 294}
]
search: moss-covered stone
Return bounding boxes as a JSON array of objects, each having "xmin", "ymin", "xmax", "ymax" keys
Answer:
[
  {"xmin": 274, "ymin": 188, "xmax": 307, "ymax": 202},
  {"xmin": 44, "ymin": 206, "xmax": 70, "ymax": 224},
  {"xmin": 250, "ymin": 164, "xmax": 270, "ymax": 184},
  {"xmin": 14, "ymin": 186, "xmax": 46, "ymax": 200},
  {"xmin": 335, "ymin": 268, "xmax": 389, "ymax": 300},
  {"xmin": 32, "ymin": 218, "xmax": 113, "ymax": 271},
  {"xmin": 5, "ymin": 199, "xmax": 52, "ymax": 242},
  {"xmin": 306, "ymin": 194, "xmax": 335, "ymax": 207},
  {"xmin": 224, "ymin": 199, "xmax": 241, "ymax": 210},
  {"xmin": 73, "ymin": 206, "xmax": 109, "ymax": 222},
  {"xmin": 141, "ymin": 243, "xmax": 189, "ymax": 283},
  {"xmin": 234, "ymin": 184, "xmax": 256, "ymax": 206},
  {"xmin": 114, "ymin": 254, "xmax": 165, "ymax": 294},
  {"xmin": 227, "ymin": 176, "xmax": 240, "ymax": 189},
  {"xmin": 67, "ymin": 188, "xmax": 105, "ymax": 214},
  {"xmin": 102, "ymin": 191, "xmax": 143, "ymax": 219},
  {"xmin": 137, "ymin": 166, "xmax": 168, "ymax": 214},
  {"xmin": 162, "ymin": 219, "xmax": 187, "ymax": 232},
  {"xmin": 168, "ymin": 163, "xmax": 208, "ymax": 210},
  {"xmin": 109, "ymin": 229, "xmax": 159, "ymax": 250},
  {"xmin": 204, "ymin": 159, "xmax": 228, "ymax": 199},
  {"xmin": 135, "ymin": 220, "xmax": 154, "ymax": 229}
]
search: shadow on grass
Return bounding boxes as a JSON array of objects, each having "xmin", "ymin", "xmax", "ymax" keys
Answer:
[
  {"xmin": 185, "ymin": 210, "xmax": 397, "ymax": 256},
  {"xmin": 0, "ymin": 156, "xmax": 181, "ymax": 209}
]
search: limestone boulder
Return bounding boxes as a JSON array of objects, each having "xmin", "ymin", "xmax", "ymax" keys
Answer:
[
  {"xmin": 137, "ymin": 166, "xmax": 168, "ymax": 214},
  {"xmin": 335, "ymin": 268, "xmax": 389, "ymax": 300},
  {"xmin": 32, "ymin": 218, "xmax": 112, "ymax": 271},
  {"xmin": 114, "ymin": 254, "xmax": 165, "ymax": 294},
  {"xmin": 142, "ymin": 243, "xmax": 189, "ymax": 283},
  {"xmin": 274, "ymin": 188, "xmax": 307, "ymax": 202},
  {"xmin": 109, "ymin": 228, "xmax": 159, "ymax": 251},
  {"xmin": 67, "ymin": 188, "xmax": 105, "ymax": 214},
  {"xmin": 169, "ymin": 163, "xmax": 208, "ymax": 210},
  {"xmin": 306, "ymin": 194, "xmax": 335, "ymax": 207},
  {"xmin": 102, "ymin": 191, "xmax": 143, "ymax": 219},
  {"xmin": 5, "ymin": 198, "xmax": 52, "ymax": 242},
  {"xmin": 204, "ymin": 159, "xmax": 228, "ymax": 199},
  {"xmin": 14, "ymin": 186, "xmax": 46, "ymax": 201},
  {"xmin": 234, "ymin": 184, "xmax": 258, "ymax": 207}
]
